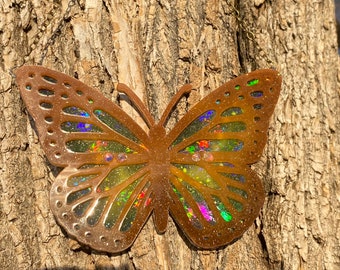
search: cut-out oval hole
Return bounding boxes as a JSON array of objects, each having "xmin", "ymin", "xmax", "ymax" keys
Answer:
[
  {"xmin": 250, "ymin": 91, "xmax": 263, "ymax": 98},
  {"xmin": 45, "ymin": 116, "xmax": 53, "ymax": 123},
  {"xmin": 114, "ymin": 239, "xmax": 121, "ymax": 247},
  {"xmin": 39, "ymin": 89, "xmax": 54, "ymax": 96},
  {"xmin": 40, "ymin": 102, "xmax": 53, "ymax": 109},
  {"xmin": 43, "ymin": 75, "xmax": 57, "ymax": 84},
  {"xmin": 253, "ymin": 104, "xmax": 263, "ymax": 110},
  {"xmin": 247, "ymin": 78, "xmax": 259, "ymax": 86}
]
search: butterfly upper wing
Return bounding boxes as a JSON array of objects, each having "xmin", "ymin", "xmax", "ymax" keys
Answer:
[
  {"xmin": 16, "ymin": 66, "xmax": 157, "ymax": 252},
  {"xmin": 166, "ymin": 69, "xmax": 281, "ymax": 248},
  {"xmin": 16, "ymin": 66, "xmax": 150, "ymax": 166}
]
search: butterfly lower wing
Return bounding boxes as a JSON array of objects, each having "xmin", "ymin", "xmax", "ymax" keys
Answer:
[
  {"xmin": 168, "ymin": 164, "xmax": 264, "ymax": 248},
  {"xmin": 167, "ymin": 69, "xmax": 281, "ymax": 248},
  {"xmin": 50, "ymin": 164, "xmax": 154, "ymax": 252},
  {"xmin": 16, "ymin": 66, "xmax": 155, "ymax": 252}
]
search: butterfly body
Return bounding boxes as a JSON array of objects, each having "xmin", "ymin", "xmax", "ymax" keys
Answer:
[{"xmin": 16, "ymin": 66, "xmax": 281, "ymax": 253}]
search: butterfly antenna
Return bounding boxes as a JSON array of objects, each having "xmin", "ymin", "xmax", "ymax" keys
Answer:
[
  {"xmin": 159, "ymin": 84, "xmax": 193, "ymax": 127},
  {"xmin": 116, "ymin": 83, "xmax": 155, "ymax": 128}
]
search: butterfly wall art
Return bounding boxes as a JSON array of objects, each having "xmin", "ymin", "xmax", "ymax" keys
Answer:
[{"xmin": 15, "ymin": 65, "xmax": 281, "ymax": 253}]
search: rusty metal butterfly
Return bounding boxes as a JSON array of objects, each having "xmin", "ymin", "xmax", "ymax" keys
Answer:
[{"xmin": 15, "ymin": 66, "xmax": 281, "ymax": 253}]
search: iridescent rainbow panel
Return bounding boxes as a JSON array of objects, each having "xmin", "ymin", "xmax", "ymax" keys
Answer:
[
  {"xmin": 227, "ymin": 185, "xmax": 248, "ymax": 198},
  {"xmin": 219, "ymin": 172, "xmax": 246, "ymax": 183},
  {"xmin": 67, "ymin": 187, "xmax": 92, "ymax": 204},
  {"xmin": 66, "ymin": 140, "xmax": 136, "ymax": 153},
  {"xmin": 172, "ymin": 164, "xmax": 220, "ymax": 189},
  {"xmin": 97, "ymin": 164, "xmax": 145, "ymax": 193},
  {"xmin": 73, "ymin": 200, "xmax": 92, "ymax": 217},
  {"xmin": 228, "ymin": 198, "xmax": 243, "ymax": 212},
  {"xmin": 181, "ymin": 139, "xmax": 244, "ymax": 153},
  {"xmin": 63, "ymin": 106, "xmax": 90, "ymax": 117},
  {"xmin": 61, "ymin": 121, "xmax": 102, "ymax": 132},
  {"xmin": 209, "ymin": 122, "xmax": 246, "ymax": 133},
  {"xmin": 211, "ymin": 195, "xmax": 233, "ymax": 222},
  {"xmin": 179, "ymin": 179, "xmax": 216, "ymax": 224},
  {"xmin": 221, "ymin": 107, "xmax": 243, "ymax": 117},
  {"xmin": 104, "ymin": 178, "xmax": 142, "ymax": 228},
  {"xmin": 171, "ymin": 183, "xmax": 202, "ymax": 229},
  {"xmin": 94, "ymin": 109, "xmax": 140, "ymax": 143},
  {"xmin": 87, "ymin": 197, "xmax": 109, "ymax": 226},
  {"xmin": 120, "ymin": 182, "xmax": 151, "ymax": 232},
  {"xmin": 67, "ymin": 174, "xmax": 98, "ymax": 187},
  {"xmin": 172, "ymin": 110, "xmax": 216, "ymax": 146}
]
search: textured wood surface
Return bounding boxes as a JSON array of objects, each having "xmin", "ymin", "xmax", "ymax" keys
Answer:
[{"xmin": 0, "ymin": 0, "xmax": 339, "ymax": 269}]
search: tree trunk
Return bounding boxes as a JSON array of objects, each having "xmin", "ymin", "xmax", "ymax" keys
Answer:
[{"xmin": 0, "ymin": 0, "xmax": 339, "ymax": 269}]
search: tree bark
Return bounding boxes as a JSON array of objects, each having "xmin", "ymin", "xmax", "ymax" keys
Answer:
[{"xmin": 0, "ymin": 0, "xmax": 339, "ymax": 269}]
